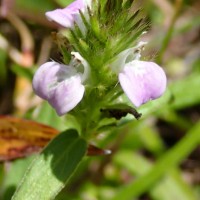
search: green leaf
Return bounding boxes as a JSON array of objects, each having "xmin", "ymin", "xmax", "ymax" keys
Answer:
[{"xmin": 12, "ymin": 129, "xmax": 87, "ymax": 200}]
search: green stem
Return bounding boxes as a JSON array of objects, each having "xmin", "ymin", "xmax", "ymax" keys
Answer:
[{"xmin": 112, "ymin": 121, "xmax": 200, "ymax": 200}]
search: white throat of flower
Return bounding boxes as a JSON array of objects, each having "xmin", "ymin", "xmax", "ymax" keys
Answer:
[
  {"xmin": 84, "ymin": 0, "xmax": 92, "ymax": 8},
  {"xmin": 110, "ymin": 41, "xmax": 147, "ymax": 74},
  {"xmin": 71, "ymin": 52, "xmax": 90, "ymax": 83},
  {"xmin": 133, "ymin": 41, "xmax": 147, "ymax": 60}
]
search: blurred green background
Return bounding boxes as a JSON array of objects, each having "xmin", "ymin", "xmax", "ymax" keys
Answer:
[{"xmin": 0, "ymin": 0, "xmax": 200, "ymax": 199}]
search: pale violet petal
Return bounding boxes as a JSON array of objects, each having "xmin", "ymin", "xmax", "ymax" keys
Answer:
[
  {"xmin": 46, "ymin": 8, "xmax": 75, "ymax": 27},
  {"xmin": 71, "ymin": 52, "xmax": 90, "ymax": 82},
  {"xmin": 119, "ymin": 60, "xmax": 167, "ymax": 107},
  {"xmin": 33, "ymin": 61, "xmax": 85, "ymax": 115},
  {"xmin": 32, "ymin": 61, "xmax": 77, "ymax": 100},
  {"xmin": 32, "ymin": 61, "xmax": 60, "ymax": 100},
  {"xmin": 48, "ymin": 75, "xmax": 85, "ymax": 116},
  {"xmin": 45, "ymin": 0, "xmax": 88, "ymax": 28}
]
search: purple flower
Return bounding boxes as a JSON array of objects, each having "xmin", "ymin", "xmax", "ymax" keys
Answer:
[
  {"xmin": 32, "ymin": 53, "xmax": 89, "ymax": 116},
  {"xmin": 110, "ymin": 43, "xmax": 167, "ymax": 107},
  {"xmin": 119, "ymin": 60, "xmax": 167, "ymax": 107},
  {"xmin": 45, "ymin": 0, "xmax": 91, "ymax": 29}
]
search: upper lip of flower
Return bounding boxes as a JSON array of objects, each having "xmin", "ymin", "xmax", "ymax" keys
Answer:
[{"xmin": 45, "ymin": 0, "xmax": 91, "ymax": 29}]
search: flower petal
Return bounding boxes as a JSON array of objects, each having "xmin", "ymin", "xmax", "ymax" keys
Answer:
[
  {"xmin": 32, "ymin": 61, "xmax": 76, "ymax": 100},
  {"xmin": 45, "ymin": 0, "xmax": 87, "ymax": 28},
  {"xmin": 33, "ymin": 61, "xmax": 85, "ymax": 116},
  {"xmin": 48, "ymin": 75, "xmax": 85, "ymax": 115},
  {"xmin": 119, "ymin": 60, "xmax": 167, "ymax": 107}
]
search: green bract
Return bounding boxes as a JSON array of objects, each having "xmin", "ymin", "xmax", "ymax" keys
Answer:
[{"xmin": 56, "ymin": 0, "xmax": 149, "ymax": 138}]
